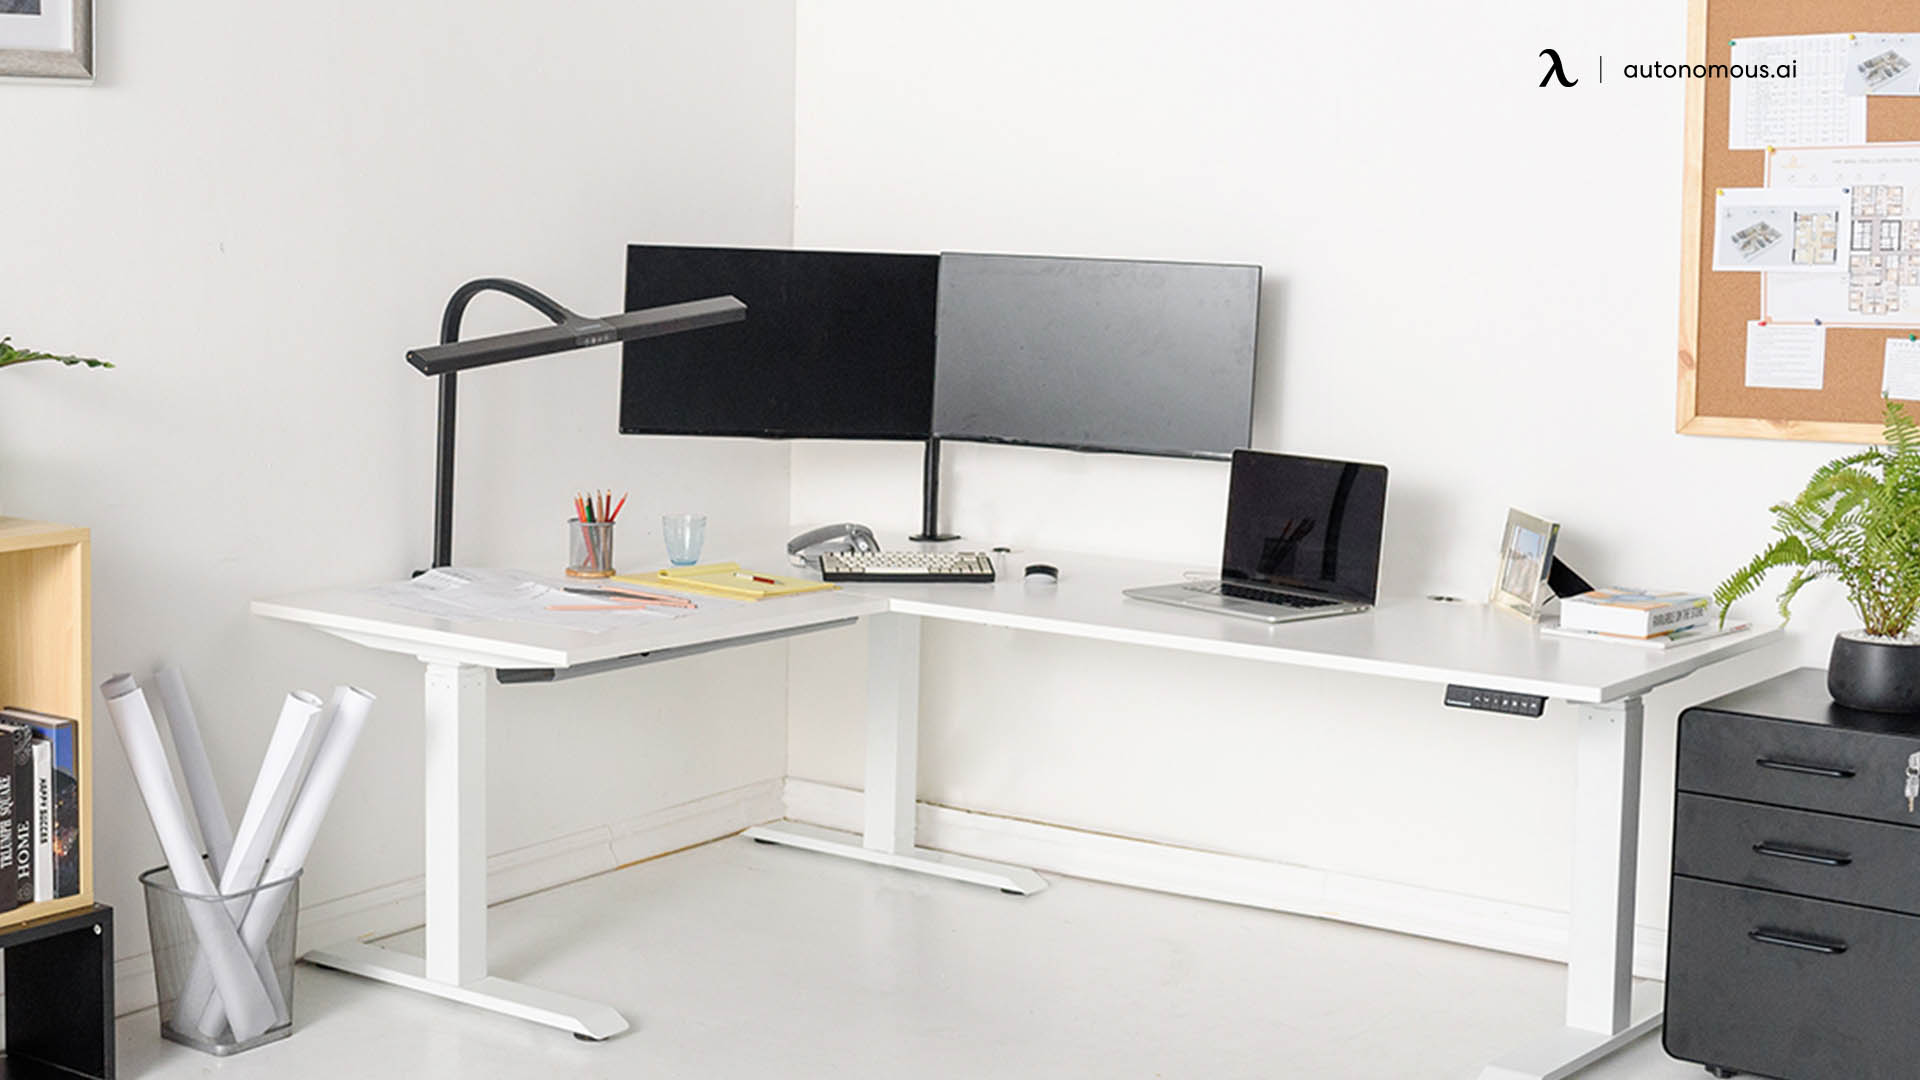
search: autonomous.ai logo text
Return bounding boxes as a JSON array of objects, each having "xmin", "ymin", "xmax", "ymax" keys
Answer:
[
  {"xmin": 1539, "ymin": 48, "xmax": 1577, "ymax": 87},
  {"xmin": 1534, "ymin": 46, "xmax": 1802, "ymax": 87}
]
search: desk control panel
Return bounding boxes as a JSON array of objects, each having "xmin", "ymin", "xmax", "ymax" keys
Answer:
[{"xmin": 1444, "ymin": 684, "xmax": 1547, "ymax": 717}]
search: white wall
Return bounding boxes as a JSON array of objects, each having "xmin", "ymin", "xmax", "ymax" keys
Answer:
[
  {"xmin": 787, "ymin": 1, "xmax": 1847, "ymax": 930},
  {"xmin": 0, "ymin": 1, "xmax": 797, "ymax": 962}
]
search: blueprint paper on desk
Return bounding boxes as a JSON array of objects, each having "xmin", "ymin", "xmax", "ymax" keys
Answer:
[{"xmin": 370, "ymin": 568, "xmax": 700, "ymax": 633}]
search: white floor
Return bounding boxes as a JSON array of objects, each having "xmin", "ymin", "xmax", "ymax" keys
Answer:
[{"xmin": 117, "ymin": 836, "xmax": 1703, "ymax": 1079}]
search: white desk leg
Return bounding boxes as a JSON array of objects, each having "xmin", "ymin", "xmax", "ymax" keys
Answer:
[
  {"xmin": 303, "ymin": 660, "xmax": 629, "ymax": 1040},
  {"xmin": 425, "ymin": 660, "xmax": 487, "ymax": 984},
  {"xmin": 1479, "ymin": 697, "xmax": 1661, "ymax": 1080},
  {"xmin": 746, "ymin": 613, "xmax": 1046, "ymax": 894}
]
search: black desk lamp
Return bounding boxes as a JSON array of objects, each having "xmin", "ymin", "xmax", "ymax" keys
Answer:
[{"xmin": 407, "ymin": 277, "xmax": 746, "ymax": 568}]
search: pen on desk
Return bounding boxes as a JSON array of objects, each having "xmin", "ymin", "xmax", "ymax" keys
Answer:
[
  {"xmin": 736, "ymin": 573, "xmax": 778, "ymax": 585},
  {"xmin": 564, "ymin": 585, "xmax": 695, "ymax": 608}
]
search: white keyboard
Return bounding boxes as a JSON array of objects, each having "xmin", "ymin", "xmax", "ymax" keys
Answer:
[{"xmin": 818, "ymin": 551, "xmax": 996, "ymax": 583}]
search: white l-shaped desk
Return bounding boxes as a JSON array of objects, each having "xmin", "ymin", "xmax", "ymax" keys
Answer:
[{"xmin": 253, "ymin": 550, "xmax": 1780, "ymax": 1079}]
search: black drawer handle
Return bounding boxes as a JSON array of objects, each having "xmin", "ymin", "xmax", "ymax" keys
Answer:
[
  {"xmin": 1749, "ymin": 928, "xmax": 1848, "ymax": 955},
  {"xmin": 1755, "ymin": 757, "xmax": 1856, "ymax": 780},
  {"xmin": 1752, "ymin": 841, "xmax": 1853, "ymax": 867}
]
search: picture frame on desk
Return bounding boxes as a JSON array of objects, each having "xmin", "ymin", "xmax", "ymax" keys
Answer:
[
  {"xmin": 1491, "ymin": 508, "xmax": 1559, "ymax": 621},
  {"xmin": 0, "ymin": 0, "xmax": 92, "ymax": 80}
]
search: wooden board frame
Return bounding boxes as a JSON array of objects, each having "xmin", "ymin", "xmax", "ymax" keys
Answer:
[{"xmin": 1677, "ymin": 0, "xmax": 1920, "ymax": 444}]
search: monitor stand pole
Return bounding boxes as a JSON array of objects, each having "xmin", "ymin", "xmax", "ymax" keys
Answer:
[{"xmin": 909, "ymin": 438, "xmax": 959, "ymax": 542}]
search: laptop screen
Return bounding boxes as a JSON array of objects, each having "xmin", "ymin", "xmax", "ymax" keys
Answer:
[{"xmin": 1220, "ymin": 450, "xmax": 1388, "ymax": 603}]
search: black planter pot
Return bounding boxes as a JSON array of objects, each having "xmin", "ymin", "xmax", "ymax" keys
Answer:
[{"xmin": 1829, "ymin": 632, "xmax": 1920, "ymax": 713}]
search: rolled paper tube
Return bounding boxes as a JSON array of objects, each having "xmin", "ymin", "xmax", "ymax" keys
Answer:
[
  {"xmin": 152, "ymin": 666, "xmax": 236, "ymax": 877},
  {"xmin": 101, "ymin": 675, "xmax": 277, "ymax": 1042},
  {"xmin": 176, "ymin": 689, "xmax": 326, "ymax": 1032},
  {"xmin": 193, "ymin": 685, "xmax": 375, "ymax": 1038}
]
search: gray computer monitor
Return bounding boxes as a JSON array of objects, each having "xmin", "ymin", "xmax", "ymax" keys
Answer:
[{"xmin": 931, "ymin": 252, "xmax": 1261, "ymax": 458}]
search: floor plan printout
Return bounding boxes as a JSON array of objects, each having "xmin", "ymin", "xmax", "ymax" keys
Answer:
[
  {"xmin": 1713, "ymin": 187, "xmax": 1850, "ymax": 272},
  {"xmin": 1846, "ymin": 34, "xmax": 1920, "ymax": 96},
  {"xmin": 1766, "ymin": 145, "xmax": 1920, "ymax": 326},
  {"xmin": 1730, "ymin": 34, "xmax": 1867, "ymax": 150}
]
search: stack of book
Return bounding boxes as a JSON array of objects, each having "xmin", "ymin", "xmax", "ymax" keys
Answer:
[
  {"xmin": 1546, "ymin": 588, "xmax": 1741, "ymax": 649},
  {"xmin": 0, "ymin": 707, "xmax": 81, "ymax": 909}
]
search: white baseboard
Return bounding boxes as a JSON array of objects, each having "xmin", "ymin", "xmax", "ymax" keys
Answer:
[
  {"xmin": 102, "ymin": 777, "xmax": 786, "ymax": 1018},
  {"xmin": 781, "ymin": 778, "xmax": 1668, "ymax": 981}
]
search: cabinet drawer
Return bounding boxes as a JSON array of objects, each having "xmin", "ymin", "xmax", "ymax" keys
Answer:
[
  {"xmin": 1665, "ymin": 878, "xmax": 1920, "ymax": 1079},
  {"xmin": 1675, "ymin": 794, "xmax": 1920, "ymax": 916},
  {"xmin": 1678, "ymin": 708, "xmax": 1920, "ymax": 824}
]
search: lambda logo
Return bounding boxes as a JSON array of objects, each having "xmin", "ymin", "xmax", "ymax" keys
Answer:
[{"xmin": 1539, "ymin": 48, "xmax": 1578, "ymax": 87}]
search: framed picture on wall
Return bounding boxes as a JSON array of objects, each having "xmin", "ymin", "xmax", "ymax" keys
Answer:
[
  {"xmin": 0, "ymin": 0, "xmax": 92, "ymax": 80},
  {"xmin": 1490, "ymin": 508, "xmax": 1560, "ymax": 621}
]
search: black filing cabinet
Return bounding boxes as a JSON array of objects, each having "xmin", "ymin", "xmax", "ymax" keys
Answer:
[{"xmin": 1667, "ymin": 669, "xmax": 1920, "ymax": 1080}]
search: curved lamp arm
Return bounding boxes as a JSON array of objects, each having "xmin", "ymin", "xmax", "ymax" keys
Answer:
[
  {"xmin": 414, "ymin": 278, "xmax": 746, "ymax": 569},
  {"xmin": 429, "ymin": 279, "xmax": 578, "ymax": 569}
]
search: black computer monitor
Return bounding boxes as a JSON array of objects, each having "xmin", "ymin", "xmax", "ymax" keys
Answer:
[
  {"xmin": 930, "ymin": 252, "xmax": 1261, "ymax": 458},
  {"xmin": 619, "ymin": 245, "xmax": 939, "ymax": 440}
]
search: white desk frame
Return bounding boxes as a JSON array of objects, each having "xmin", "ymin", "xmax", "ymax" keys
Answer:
[
  {"xmin": 252, "ymin": 584, "xmax": 885, "ymax": 1041},
  {"xmin": 256, "ymin": 552, "xmax": 1779, "ymax": 1076}
]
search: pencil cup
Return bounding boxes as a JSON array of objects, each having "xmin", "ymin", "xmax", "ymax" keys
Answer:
[
  {"xmin": 141, "ymin": 862, "xmax": 302, "ymax": 1056},
  {"xmin": 568, "ymin": 519, "xmax": 616, "ymax": 578},
  {"xmin": 662, "ymin": 513, "xmax": 706, "ymax": 566}
]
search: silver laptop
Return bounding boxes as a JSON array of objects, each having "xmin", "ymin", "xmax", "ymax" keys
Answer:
[{"xmin": 1126, "ymin": 450, "xmax": 1387, "ymax": 624}]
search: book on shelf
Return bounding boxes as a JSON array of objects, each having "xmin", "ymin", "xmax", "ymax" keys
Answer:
[
  {"xmin": 31, "ymin": 740, "xmax": 51, "ymax": 903},
  {"xmin": 1559, "ymin": 588, "xmax": 1713, "ymax": 639},
  {"xmin": 2, "ymin": 708, "xmax": 80, "ymax": 900},
  {"xmin": 0, "ymin": 723, "xmax": 30, "ymax": 910}
]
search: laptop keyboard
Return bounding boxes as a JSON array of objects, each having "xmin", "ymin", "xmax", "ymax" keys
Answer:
[{"xmin": 1213, "ymin": 582, "xmax": 1340, "ymax": 608}]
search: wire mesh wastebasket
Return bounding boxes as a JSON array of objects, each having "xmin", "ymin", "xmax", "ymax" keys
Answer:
[{"xmin": 139, "ymin": 862, "xmax": 302, "ymax": 1055}]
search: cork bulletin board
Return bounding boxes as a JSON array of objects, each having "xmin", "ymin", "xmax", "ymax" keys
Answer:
[{"xmin": 1678, "ymin": 0, "xmax": 1920, "ymax": 442}]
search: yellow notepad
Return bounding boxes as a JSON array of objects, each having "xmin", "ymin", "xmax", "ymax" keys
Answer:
[{"xmin": 614, "ymin": 562, "xmax": 836, "ymax": 601}]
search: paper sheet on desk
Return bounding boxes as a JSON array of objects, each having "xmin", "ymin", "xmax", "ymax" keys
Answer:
[{"xmin": 369, "ymin": 568, "xmax": 717, "ymax": 633}]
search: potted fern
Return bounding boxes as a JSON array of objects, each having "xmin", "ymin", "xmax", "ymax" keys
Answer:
[{"xmin": 1716, "ymin": 398, "xmax": 1920, "ymax": 712}]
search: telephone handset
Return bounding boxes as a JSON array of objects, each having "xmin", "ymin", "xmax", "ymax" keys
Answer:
[{"xmin": 788, "ymin": 523, "xmax": 880, "ymax": 567}]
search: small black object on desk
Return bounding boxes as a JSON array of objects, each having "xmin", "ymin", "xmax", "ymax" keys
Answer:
[
  {"xmin": 0, "ymin": 904, "xmax": 114, "ymax": 1079},
  {"xmin": 1665, "ymin": 668, "xmax": 1920, "ymax": 1080},
  {"xmin": 1024, "ymin": 563, "xmax": 1058, "ymax": 583}
]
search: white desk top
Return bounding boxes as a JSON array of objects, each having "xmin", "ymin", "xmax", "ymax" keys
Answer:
[
  {"xmin": 255, "ymin": 550, "xmax": 1781, "ymax": 701},
  {"xmin": 844, "ymin": 550, "xmax": 1782, "ymax": 703},
  {"xmin": 251, "ymin": 577, "xmax": 885, "ymax": 670}
]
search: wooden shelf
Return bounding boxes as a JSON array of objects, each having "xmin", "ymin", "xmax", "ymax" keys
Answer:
[{"xmin": 0, "ymin": 517, "xmax": 92, "ymax": 931}]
